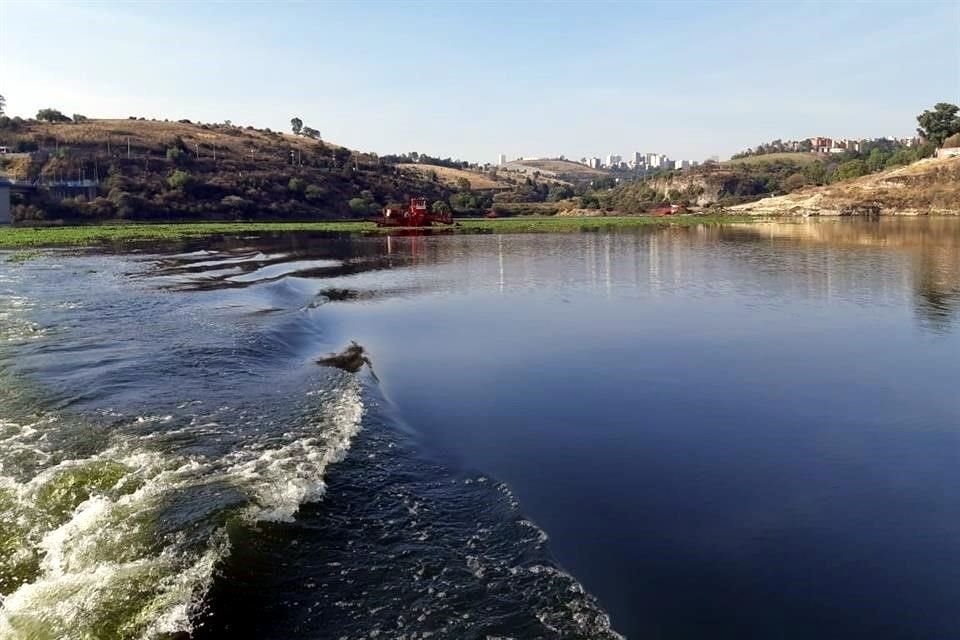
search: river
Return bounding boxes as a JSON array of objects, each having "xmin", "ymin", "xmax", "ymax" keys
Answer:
[{"xmin": 1, "ymin": 217, "xmax": 958, "ymax": 639}]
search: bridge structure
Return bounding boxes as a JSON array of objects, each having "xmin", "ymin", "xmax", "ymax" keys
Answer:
[{"xmin": 0, "ymin": 176, "xmax": 100, "ymax": 223}]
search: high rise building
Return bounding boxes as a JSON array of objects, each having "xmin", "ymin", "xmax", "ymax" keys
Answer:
[{"xmin": 498, "ymin": 154, "xmax": 507, "ymax": 166}]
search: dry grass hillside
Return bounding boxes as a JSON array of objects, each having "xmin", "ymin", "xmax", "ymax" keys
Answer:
[
  {"xmin": 506, "ymin": 159, "xmax": 609, "ymax": 182},
  {"xmin": 723, "ymin": 152, "xmax": 821, "ymax": 167},
  {"xmin": 397, "ymin": 164, "xmax": 511, "ymax": 190},
  {"xmin": 4, "ymin": 118, "xmax": 348, "ymax": 164},
  {"xmin": 731, "ymin": 156, "xmax": 960, "ymax": 216},
  {"xmin": 0, "ymin": 118, "xmax": 459, "ymax": 221}
]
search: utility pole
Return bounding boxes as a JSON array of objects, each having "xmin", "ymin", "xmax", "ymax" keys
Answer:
[
  {"xmin": 127, "ymin": 137, "xmax": 131, "ymax": 159},
  {"xmin": 213, "ymin": 143, "xmax": 216, "ymax": 162},
  {"xmin": 195, "ymin": 143, "xmax": 200, "ymax": 159}
]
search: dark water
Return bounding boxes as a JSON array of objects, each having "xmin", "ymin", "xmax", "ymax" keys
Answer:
[{"xmin": 1, "ymin": 218, "xmax": 958, "ymax": 639}]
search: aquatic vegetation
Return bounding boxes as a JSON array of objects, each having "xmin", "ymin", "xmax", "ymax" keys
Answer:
[
  {"xmin": 0, "ymin": 215, "xmax": 756, "ymax": 248},
  {"xmin": 4, "ymin": 251, "xmax": 43, "ymax": 264}
]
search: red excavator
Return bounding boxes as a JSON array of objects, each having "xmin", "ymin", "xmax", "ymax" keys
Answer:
[{"xmin": 372, "ymin": 197, "xmax": 453, "ymax": 227}]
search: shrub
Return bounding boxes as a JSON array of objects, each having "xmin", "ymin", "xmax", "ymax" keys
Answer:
[
  {"xmin": 36, "ymin": 108, "xmax": 70, "ymax": 123},
  {"xmin": 305, "ymin": 184, "xmax": 327, "ymax": 202},
  {"xmin": 167, "ymin": 169, "xmax": 195, "ymax": 191},
  {"xmin": 288, "ymin": 177, "xmax": 306, "ymax": 193},
  {"xmin": 348, "ymin": 197, "xmax": 370, "ymax": 215},
  {"xmin": 783, "ymin": 173, "xmax": 808, "ymax": 192},
  {"xmin": 166, "ymin": 147, "xmax": 185, "ymax": 164}
]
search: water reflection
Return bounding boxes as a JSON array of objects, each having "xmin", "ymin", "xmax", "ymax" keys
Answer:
[{"xmin": 147, "ymin": 218, "xmax": 960, "ymax": 335}]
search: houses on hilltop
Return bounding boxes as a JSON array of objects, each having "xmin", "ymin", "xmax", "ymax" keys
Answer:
[{"xmin": 738, "ymin": 135, "xmax": 925, "ymax": 158}]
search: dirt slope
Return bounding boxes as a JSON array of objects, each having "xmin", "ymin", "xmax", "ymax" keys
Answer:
[{"xmin": 731, "ymin": 156, "xmax": 960, "ymax": 216}]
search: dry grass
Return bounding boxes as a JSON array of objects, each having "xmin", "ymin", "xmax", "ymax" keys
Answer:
[
  {"xmin": 723, "ymin": 152, "xmax": 821, "ymax": 166},
  {"xmin": 510, "ymin": 159, "xmax": 609, "ymax": 177},
  {"xmin": 732, "ymin": 156, "xmax": 960, "ymax": 215},
  {"xmin": 398, "ymin": 164, "xmax": 510, "ymax": 190},
  {"xmin": 14, "ymin": 119, "xmax": 336, "ymax": 160}
]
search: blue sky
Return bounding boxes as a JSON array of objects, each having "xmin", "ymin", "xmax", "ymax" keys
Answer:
[{"xmin": 1, "ymin": 0, "xmax": 958, "ymax": 162}]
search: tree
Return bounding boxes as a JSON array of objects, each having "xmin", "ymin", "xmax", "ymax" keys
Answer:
[
  {"xmin": 431, "ymin": 200, "xmax": 451, "ymax": 214},
  {"xmin": 833, "ymin": 159, "xmax": 867, "ymax": 182},
  {"xmin": 455, "ymin": 177, "xmax": 471, "ymax": 191},
  {"xmin": 803, "ymin": 161, "xmax": 829, "ymax": 185},
  {"xmin": 302, "ymin": 126, "xmax": 321, "ymax": 140},
  {"xmin": 72, "ymin": 114, "xmax": 88, "ymax": 123},
  {"xmin": 36, "ymin": 108, "xmax": 70, "ymax": 123},
  {"xmin": 917, "ymin": 103, "xmax": 960, "ymax": 147},
  {"xmin": 167, "ymin": 169, "xmax": 195, "ymax": 191},
  {"xmin": 290, "ymin": 117, "xmax": 303, "ymax": 136},
  {"xmin": 866, "ymin": 148, "xmax": 890, "ymax": 173},
  {"xmin": 885, "ymin": 148, "xmax": 916, "ymax": 168}
]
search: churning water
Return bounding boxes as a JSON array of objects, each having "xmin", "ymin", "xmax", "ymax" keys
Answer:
[
  {"xmin": 0, "ymin": 239, "xmax": 620, "ymax": 640},
  {"xmin": 1, "ymin": 218, "xmax": 958, "ymax": 639}
]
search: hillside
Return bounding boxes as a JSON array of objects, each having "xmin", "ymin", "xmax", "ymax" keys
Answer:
[
  {"xmin": 723, "ymin": 152, "xmax": 821, "ymax": 167},
  {"xmin": 397, "ymin": 163, "xmax": 511, "ymax": 190},
  {"xmin": 503, "ymin": 159, "xmax": 608, "ymax": 183},
  {"xmin": 0, "ymin": 118, "xmax": 456, "ymax": 222},
  {"xmin": 730, "ymin": 156, "xmax": 960, "ymax": 216}
]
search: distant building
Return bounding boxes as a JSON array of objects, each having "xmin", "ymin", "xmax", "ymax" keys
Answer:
[
  {"xmin": 810, "ymin": 137, "xmax": 833, "ymax": 153},
  {"xmin": 498, "ymin": 154, "xmax": 507, "ymax": 166},
  {"xmin": 675, "ymin": 160, "xmax": 690, "ymax": 170},
  {"xmin": 0, "ymin": 178, "xmax": 11, "ymax": 224},
  {"xmin": 590, "ymin": 157, "xmax": 602, "ymax": 169},
  {"xmin": 648, "ymin": 153, "xmax": 671, "ymax": 169},
  {"xmin": 606, "ymin": 154, "xmax": 622, "ymax": 168}
]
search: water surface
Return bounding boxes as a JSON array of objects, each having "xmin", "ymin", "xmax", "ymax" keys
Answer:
[{"xmin": 1, "ymin": 218, "xmax": 958, "ymax": 639}]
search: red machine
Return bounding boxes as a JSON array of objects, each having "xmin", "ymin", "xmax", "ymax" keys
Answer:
[
  {"xmin": 653, "ymin": 203, "xmax": 687, "ymax": 216},
  {"xmin": 372, "ymin": 197, "xmax": 453, "ymax": 227}
]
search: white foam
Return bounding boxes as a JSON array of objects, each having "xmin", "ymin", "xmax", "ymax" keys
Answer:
[
  {"xmin": 0, "ymin": 376, "xmax": 366, "ymax": 639},
  {"xmin": 228, "ymin": 378, "xmax": 364, "ymax": 522}
]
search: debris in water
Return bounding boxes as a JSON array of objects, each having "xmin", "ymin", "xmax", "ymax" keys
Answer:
[{"xmin": 317, "ymin": 341, "xmax": 378, "ymax": 380}]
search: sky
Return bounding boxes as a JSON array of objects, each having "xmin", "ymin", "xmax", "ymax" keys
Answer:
[{"xmin": 1, "ymin": 0, "xmax": 958, "ymax": 163}]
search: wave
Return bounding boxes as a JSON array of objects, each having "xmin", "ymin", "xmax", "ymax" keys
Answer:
[{"xmin": 0, "ymin": 377, "xmax": 365, "ymax": 640}]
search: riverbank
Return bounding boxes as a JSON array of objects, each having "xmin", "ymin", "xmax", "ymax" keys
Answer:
[
  {"xmin": 0, "ymin": 215, "xmax": 756, "ymax": 248},
  {"xmin": 730, "ymin": 156, "xmax": 960, "ymax": 216}
]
